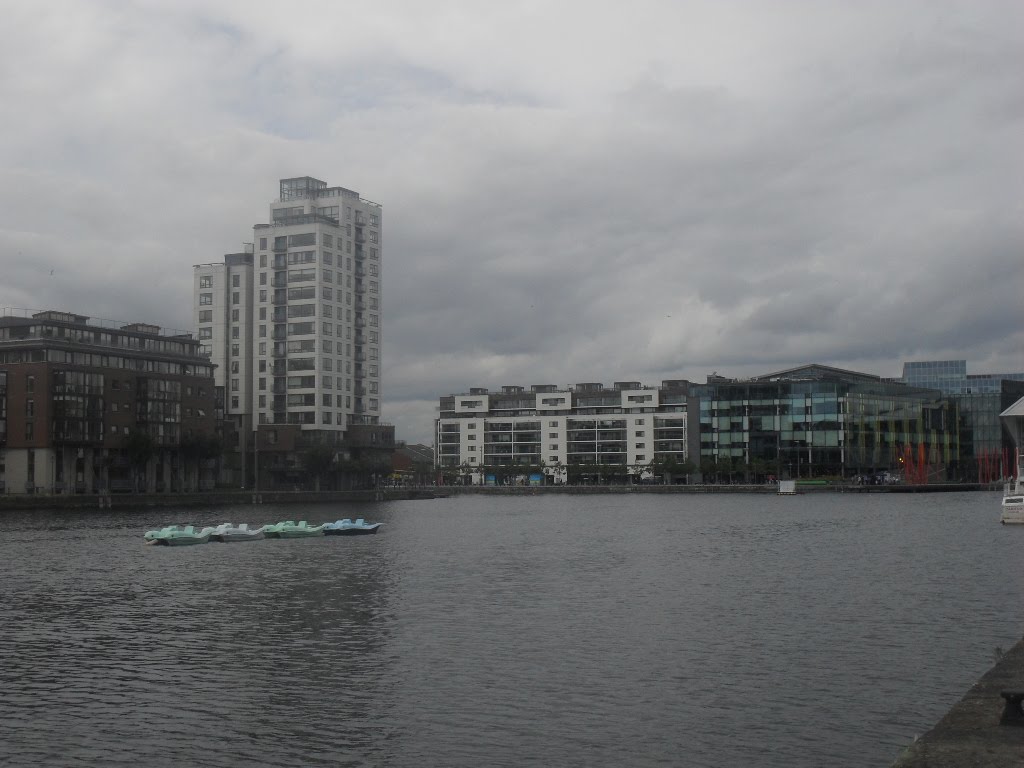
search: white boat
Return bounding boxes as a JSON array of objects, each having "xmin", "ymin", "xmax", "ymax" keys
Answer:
[
  {"xmin": 209, "ymin": 523, "xmax": 265, "ymax": 542},
  {"xmin": 1001, "ymin": 456, "xmax": 1024, "ymax": 525}
]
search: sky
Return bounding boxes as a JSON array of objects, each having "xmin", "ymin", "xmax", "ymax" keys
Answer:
[{"xmin": 1, "ymin": 0, "xmax": 1022, "ymax": 445}]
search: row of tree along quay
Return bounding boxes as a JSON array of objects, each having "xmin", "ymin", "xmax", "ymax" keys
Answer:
[{"xmin": 438, "ymin": 456, "xmax": 890, "ymax": 487}]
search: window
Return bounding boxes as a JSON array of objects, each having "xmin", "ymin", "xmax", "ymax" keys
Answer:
[
  {"xmin": 260, "ymin": 272, "xmax": 267, "ymax": 285},
  {"xmin": 259, "ymin": 307, "xmax": 266, "ymax": 320},
  {"xmin": 232, "ymin": 309, "xmax": 240, "ymax": 322},
  {"xmin": 259, "ymin": 325, "xmax": 266, "ymax": 338},
  {"xmin": 232, "ymin": 274, "xmax": 240, "ymax": 287},
  {"xmin": 259, "ymin": 237, "xmax": 267, "ymax": 250},
  {"xmin": 231, "ymin": 327, "xmax": 239, "ymax": 339},
  {"xmin": 549, "ymin": 432, "xmax": 558, "ymax": 438},
  {"xmin": 636, "ymin": 455, "xmax": 646, "ymax": 462},
  {"xmin": 322, "ymin": 394, "xmax": 332, "ymax": 406},
  {"xmin": 231, "ymin": 378, "xmax": 239, "ymax": 392},
  {"xmin": 259, "ymin": 377, "xmax": 266, "ymax": 391},
  {"xmin": 635, "ymin": 418, "xmax": 644, "ymax": 425},
  {"xmin": 198, "ymin": 310, "xmax": 213, "ymax": 323},
  {"xmin": 26, "ymin": 399, "xmax": 34, "ymax": 417},
  {"xmin": 198, "ymin": 327, "xmax": 212, "ymax": 339},
  {"xmin": 635, "ymin": 431, "xmax": 645, "ymax": 437},
  {"xmin": 259, "ymin": 290, "xmax": 267, "ymax": 302},
  {"xmin": 258, "ymin": 395, "xmax": 266, "ymax": 408},
  {"xmin": 231, "ymin": 344, "xmax": 239, "ymax": 357},
  {"xmin": 468, "ymin": 435, "xmax": 476, "ymax": 441},
  {"xmin": 231, "ymin": 396, "xmax": 239, "ymax": 409},
  {"xmin": 549, "ymin": 444, "xmax": 558, "ymax": 451},
  {"xmin": 199, "ymin": 293, "xmax": 212, "ymax": 305},
  {"xmin": 232, "ymin": 292, "xmax": 239, "ymax": 305},
  {"xmin": 25, "ymin": 422, "xmax": 34, "ymax": 440},
  {"xmin": 200, "ymin": 276, "xmax": 212, "ymax": 288},
  {"xmin": 635, "ymin": 443, "xmax": 644, "ymax": 449},
  {"xmin": 231, "ymin": 361, "xmax": 239, "ymax": 374}
]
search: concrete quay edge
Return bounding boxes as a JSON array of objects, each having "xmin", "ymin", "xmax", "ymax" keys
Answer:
[{"xmin": 891, "ymin": 636, "xmax": 1024, "ymax": 767}]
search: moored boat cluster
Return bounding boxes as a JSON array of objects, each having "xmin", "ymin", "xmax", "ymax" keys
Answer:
[{"xmin": 143, "ymin": 518, "xmax": 382, "ymax": 545}]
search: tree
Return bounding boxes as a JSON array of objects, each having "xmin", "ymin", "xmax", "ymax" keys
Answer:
[
  {"xmin": 699, "ymin": 457, "xmax": 718, "ymax": 483},
  {"xmin": 124, "ymin": 430, "xmax": 156, "ymax": 493},
  {"xmin": 302, "ymin": 444, "xmax": 337, "ymax": 492}
]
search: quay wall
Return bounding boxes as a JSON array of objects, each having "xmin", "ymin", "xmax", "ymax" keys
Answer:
[
  {"xmin": 891, "ymin": 636, "xmax": 1024, "ymax": 767},
  {"xmin": 0, "ymin": 482, "xmax": 993, "ymax": 511},
  {"xmin": 0, "ymin": 487, "xmax": 445, "ymax": 512}
]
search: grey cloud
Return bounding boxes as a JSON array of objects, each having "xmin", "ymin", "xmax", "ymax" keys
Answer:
[{"xmin": 1, "ymin": 1, "xmax": 1021, "ymax": 446}]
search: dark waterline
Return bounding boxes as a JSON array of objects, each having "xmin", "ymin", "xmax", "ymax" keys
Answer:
[{"xmin": 1, "ymin": 492, "xmax": 1020, "ymax": 767}]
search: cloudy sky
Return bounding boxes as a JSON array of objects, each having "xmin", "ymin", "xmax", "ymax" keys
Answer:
[{"xmin": 2, "ymin": 1, "xmax": 1022, "ymax": 444}]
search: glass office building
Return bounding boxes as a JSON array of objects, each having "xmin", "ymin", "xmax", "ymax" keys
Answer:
[
  {"xmin": 692, "ymin": 365, "xmax": 956, "ymax": 480},
  {"xmin": 900, "ymin": 360, "xmax": 1024, "ymax": 481}
]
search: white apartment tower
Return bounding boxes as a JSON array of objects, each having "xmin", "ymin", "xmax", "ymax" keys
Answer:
[
  {"xmin": 194, "ymin": 177, "xmax": 383, "ymax": 482},
  {"xmin": 252, "ymin": 177, "xmax": 383, "ymax": 435}
]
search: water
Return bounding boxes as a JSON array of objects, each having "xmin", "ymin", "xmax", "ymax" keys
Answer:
[{"xmin": 1, "ymin": 492, "xmax": 1021, "ymax": 767}]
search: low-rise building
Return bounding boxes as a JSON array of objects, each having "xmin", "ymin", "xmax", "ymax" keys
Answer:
[
  {"xmin": 0, "ymin": 309, "xmax": 216, "ymax": 494},
  {"xmin": 435, "ymin": 382, "xmax": 691, "ymax": 484}
]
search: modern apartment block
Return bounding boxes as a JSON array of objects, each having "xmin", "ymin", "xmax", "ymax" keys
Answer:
[
  {"xmin": 193, "ymin": 249, "xmax": 255, "ymax": 484},
  {"xmin": 436, "ymin": 382, "xmax": 692, "ymax": 483},
  {"xmin": 195, "ymin": 176, "xmax": 392, "ymax": 489},
  {"xmin": 0, "ymin": 309, "xmax": 216, "ymax": 494}
]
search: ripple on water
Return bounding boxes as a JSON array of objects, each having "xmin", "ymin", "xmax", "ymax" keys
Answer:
[{"xmin": 0, "ymin": 493, "xmax": 1019, "ymax": 767}]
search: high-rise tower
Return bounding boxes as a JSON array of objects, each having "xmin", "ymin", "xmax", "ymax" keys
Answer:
[{"xmin": 194, "ymin": 176, "xmax": 391, "ymax": 489}]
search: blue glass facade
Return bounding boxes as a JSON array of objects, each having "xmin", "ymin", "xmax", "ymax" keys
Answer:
[
  {"xmin": 692, "ymin": 365, "xmax": 955, "ymax": 481},
  {"xmin": 900, "ymin": 360, "xmax": 1024, "ymax": 481}
]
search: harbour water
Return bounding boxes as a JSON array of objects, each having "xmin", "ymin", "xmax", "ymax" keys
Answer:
[{"xmin": 1, "ymin": 492, "xmax": 1020, "ymax": 767}]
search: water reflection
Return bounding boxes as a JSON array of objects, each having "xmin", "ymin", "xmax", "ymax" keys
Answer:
[{"xmin": 0, "ymin": 494, "xmax": 1021, "ymax": 767}]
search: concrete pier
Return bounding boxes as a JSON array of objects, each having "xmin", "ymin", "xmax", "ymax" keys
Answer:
[{"xmin": 892, "ymin": 636, "xmax": 1024, "ymax": 766}]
